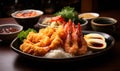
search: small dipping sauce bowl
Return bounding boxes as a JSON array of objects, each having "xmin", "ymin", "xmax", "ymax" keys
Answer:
[
  {"xmin": 11, "ymin": 9, "xmax": 44, "ymax": 30},
  {"xmin": 78, "ymin": 12, "xmax": 99, "ymax": 30},
  {"xmin": 91, "ymin": 17, "xmax": 117, "ymax": 34},
  {"xmin": 0, "ymin": 24, "xmax": 23, "ymax": 43},
  {"xmin": 78, "ymin": 12, "xmax": 99, "ymax": 20}
]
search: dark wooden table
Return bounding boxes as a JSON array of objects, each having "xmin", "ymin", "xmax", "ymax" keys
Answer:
[{"xmin": 0, "ymin": 12, "xmax": 120, "ymax": 71}]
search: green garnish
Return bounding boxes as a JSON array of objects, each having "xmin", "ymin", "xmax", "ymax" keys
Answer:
[
  {"xmin": 54, "ymin": 6, "xmax": 81, "ymax": 24},
  {"xmin": 17, "ymin": 28, "xmax": 37, "ymax": 42}
]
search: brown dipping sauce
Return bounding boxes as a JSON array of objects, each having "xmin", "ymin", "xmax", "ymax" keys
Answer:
[
  {"xmin": 90, "ymin": 37, "xmax": 103, "ymax": 40},
  {"xmin": 91, "ymin": 42, "xmax": 104, "ymax": 47},
  {"xmin": 0, "ymin": 27, "xmax": 18, "ymax": 34}
]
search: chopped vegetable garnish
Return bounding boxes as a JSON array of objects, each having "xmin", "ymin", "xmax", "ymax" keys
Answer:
[
  {"xmin": 54, "ymin": 6, "xmax": 83, "ymax": 24},
  {"xmin": 17, "ymin": 28, "xmax": 36, "ymax": 42}
]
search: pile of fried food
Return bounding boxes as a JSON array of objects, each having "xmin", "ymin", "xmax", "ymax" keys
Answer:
[
  {"xmin": 19, "ymin": 16, "xmax": 107, "ymax": 58},
  {"xmin": 20, "ymin": 19, "xmax": 87, "ymax": 56}
]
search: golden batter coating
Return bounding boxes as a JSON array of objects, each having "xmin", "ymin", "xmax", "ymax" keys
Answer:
[
  {"xmin": 20, "ymin": 26, "xmax": 65, "ymax": 56},
  {"xmin": 20, "ymin": 21, "xmax": 88, "ymax": 56}
]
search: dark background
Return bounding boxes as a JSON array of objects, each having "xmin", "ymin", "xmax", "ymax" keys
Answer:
[
  {"xmin": 0, "ymin": 0, "xmax": 81, "ymax": 18},
  {"xmin": 98, "ymin": 0, "xmax": 120, "ymax": 11},
  {"xmin": 0, "ymin": 0, "xmax": 120, "ymax": 18}
]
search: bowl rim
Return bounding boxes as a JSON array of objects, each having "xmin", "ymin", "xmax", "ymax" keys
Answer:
[
  {"xmin": 78, "ymin": 12, "xmax": 100, "ymax": 20},
  {"xmin": 0, "ymin": 24, "xmax": 23, "ymax": 35},
  {"xmin": 91, "ymin": 17, "xmax": 117, "ymax": 26},
  {"xmin": 11, "ymin": 9, "xmax": 44, "ymax": 19},
  {"xmin": 80, "ymin": 19, "xmax": 88, "ymax": 26}
]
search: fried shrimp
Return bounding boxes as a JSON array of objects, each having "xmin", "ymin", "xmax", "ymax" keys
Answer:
[
  {"xmin": 27, "ymin": 32, "xmax": 42, "ymax": 43},
  {"xmin": 35, "ymin": 36, "xmax": 51, "ymax": 47},
  {"xmin": 20, "ymin": 26, "xmax": 65, "ymax": 56},
  {"xmin": 64, "ymin": 20, "xmax": 87, "ymax": 55},
  {"xmin": 55, "ymin": 26, "xmax": 66, "ymax": 40},
  {"xmin": 49, "ymin": 35, "xmax": 63, "ymax": 49},
  {"xmin": 39, "ymin": 27, "xmax": 55, "ymax": 36},
  {"xmin": 20, "ymin": 41, "xmax": 50, "ymax": 56},
  {"xmin": 20, "ymin": 19, "xmax": 88, "ymax": 57},
  {"xmin": 64, "ymin": 31, "xmax": 79, "ymax": 55}
]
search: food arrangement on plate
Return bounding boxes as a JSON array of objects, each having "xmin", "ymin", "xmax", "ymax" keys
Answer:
[
  {"xmin": 19, "ymin": 20, "xmax": 88, "ymax": 58},
  {"xmin": 10, "ymin": 6, "xmax": 115, "ymax": 60},
  {"xmin": 14, "ymin": 20, "xmax": 109, "ymax": 59}
]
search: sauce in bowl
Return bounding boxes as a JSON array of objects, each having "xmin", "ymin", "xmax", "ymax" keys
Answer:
[
  {"xmin": 78, "ymin": 13, "xmax": 99, "ymax": 20},
  {"xmin": 15, "ymin": 11, "xmax": 38, "ymax": 18},
  {"xmin": 11, "ymin": 9, "xmax": 44, "ymax": 19},
  {"xmin": 0, "ymin": 27, "xmax": 18, "ymax": 34}
]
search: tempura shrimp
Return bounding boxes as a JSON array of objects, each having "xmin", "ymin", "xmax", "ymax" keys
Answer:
[
  {"xmin": 20, "ymin": 41, "xmax": 50, "ymax": 56},
  {"xmin": 64, "ymin": 20, "xmax": 87, "ymax": 55},
  {"xmin": 20, "ymin": 26, "xmax": 65, "ymax": 56}
]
